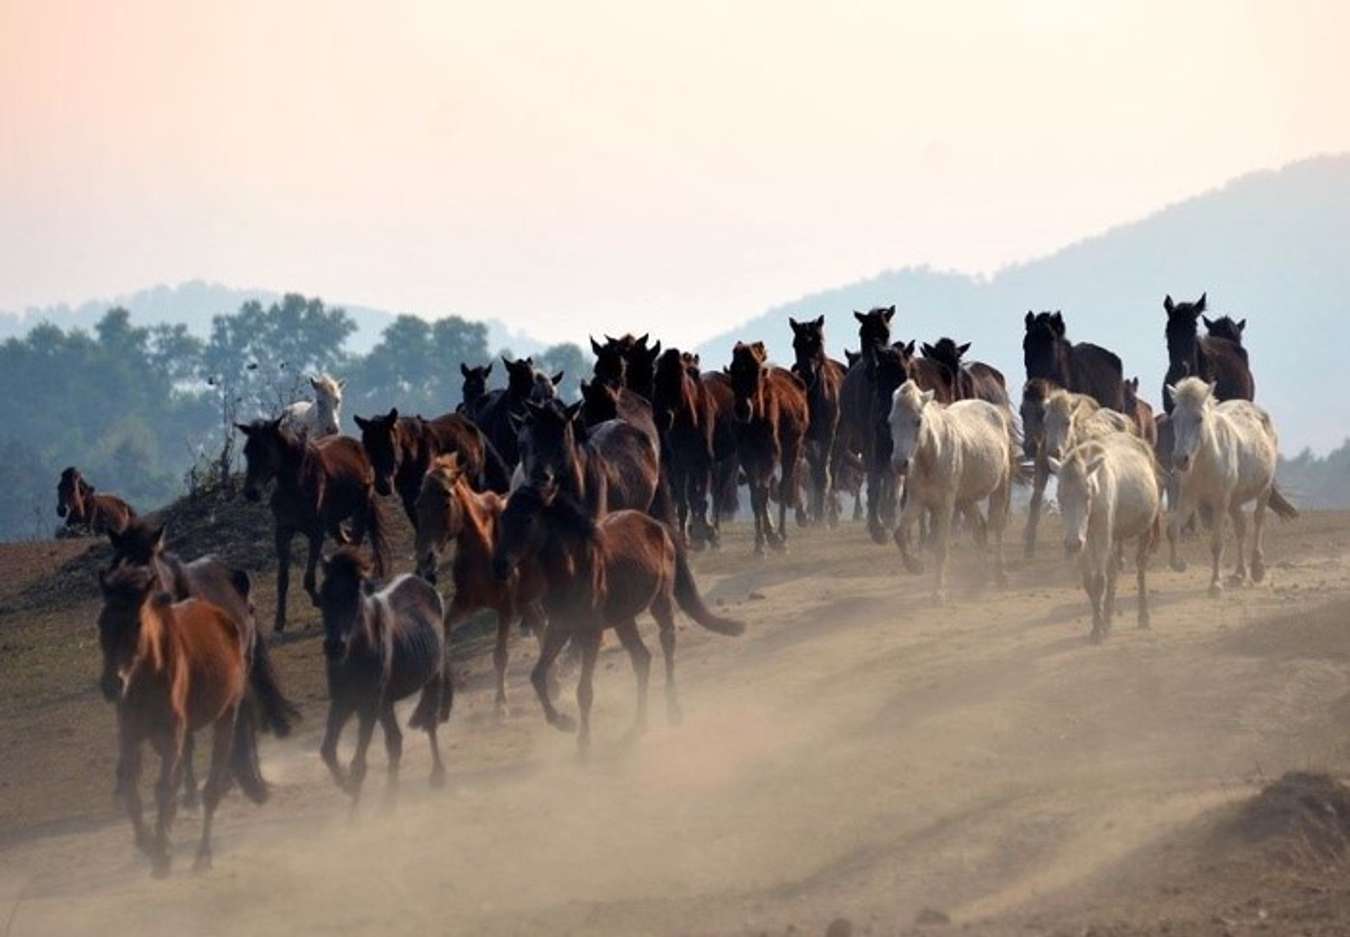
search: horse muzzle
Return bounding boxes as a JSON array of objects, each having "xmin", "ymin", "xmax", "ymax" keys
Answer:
[{"xmin": 1174, "ymin": 454, "xmax": 1191, "ymax": 473}]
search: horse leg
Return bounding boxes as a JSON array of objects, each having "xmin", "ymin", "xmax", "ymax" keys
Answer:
[
  {"xmin": 347, "ymin": 709, "xmax": 378, "ymax": 807},
  {"xmin": 651, "ymin": 594, "xmax": 682, "ymax": 725},
  {"xmin": 303, "ymin": 529, "xmax": 324, "ymax": 608},
  {"xmin": 776, "ymin": 440, "xmax": 802, "ymax": 550},
  {"xmin": 866, "ymin": 452, "xmax": 887, "ymax": 544},
  {"xmin": 575, "ymin": 630, "xmax": 603, "ymax": 759},
  {"xmin": 320, "ymin": 696, "xmax": 357, "ymax": 791},
  {"xmin": 749, "ymin": 477, "xmax": 768, "ymax": 557},
  {"xmin": 379, "ymin": 703, "xmax": 402, "ymax": 806},
  {"xmin": 1251, "ymin": 490, "xmax": 1270, "ymax": 583},
  {"xmin": 893, "ymin": 492, "xmax": 925, "ymax": 575},
  {"xmin": 932, "ymin": 499, "xmax": 954, "ymax": 606},
  {"xmin": 180, "ymin": 731, "xmax": 200, "ymax": 810},
  {"xmin": 150, "ymin": 728, "xmax": 185, "ymax": 877},
  {"xmin": 530, "ymin": 621, "xmax": 576, "ymax": 732},
  {"xmin": 613, "ymin": 618, "xmax": 652, "ymax": 739},
  {"xmin": 1167, "ymin": 491, "xmax": 1196, "ymax": 573},
  {"xmin": 194, "ymin": 707, "xmax": 237, "ymax": 873},
  {"xmin": 1136, "ymin": 533, "xmax": 1151, "ymax": 629},
  {"xmin": 1227, "ymin": 502, "xmax": 1248, "ymax": 586},
  {"xmin": 117, "ymin": 718, "xmax": 153, "ymax": 859},
  {"xmin": 1207, "ymin": 496, "xmax": 1228, "ymax": 597},
  {"xmin": 1104, "ymin": 541, "xmax": 1122, "ymax": 627},
  {"xmin": 482, "ymin": 601, "xmax": 510, "ymax": 718},
  {"xmin": 1083, "ymin": 558, "xmax": 1106, "ymax": 642},
  {"xmin": 1024, "ymin": 457, "xmax": 1048, "ymax": 558},
  {"xmin": 989, "ymin": 484, "xmax": 1010, "ymax": 588},
  {"xmin": 273, "ymin": 524, "xmax": 295, "ymax": 632}
]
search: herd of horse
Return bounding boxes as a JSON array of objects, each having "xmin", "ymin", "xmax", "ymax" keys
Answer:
[{"xmin": 58, "ymin": 292, "xmax": 1298, "ymax": 876}]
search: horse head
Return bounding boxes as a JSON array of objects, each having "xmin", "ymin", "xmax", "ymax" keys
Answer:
[
  {"xmin": 728, "ymin": 341, "xmax": 769, "ymax": 423},
  {"xmin": 354, "ymin": 408, "xmax": 402, "ymax": 496}
]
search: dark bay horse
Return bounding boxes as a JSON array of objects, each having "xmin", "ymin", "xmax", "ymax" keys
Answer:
[
  {"xmin": 237, "ymin": 418, "xmax": 388, "ymax": 632},
  {"xmin": 698, "ymin": 368, "xmax": 742, "ymax": 540},
  {"xmin": 355, "ymin": 407, "xmax": 509, "ymax": 525},
  {"xmin": 591, "ymin": 333, "xmax": 661, "ymax": 400},
  {"xmin": 57, "ymin": 467, "xmax": 135, "ymax": 535},
  {"xmin": 920, "ymin": 338, "xmax": 1009, "ymax": 406},
  {"xmin": 415, "ymin": 453, "xmax": 545, "ymax": 715},
  {"xmin": 578, "ymin": 378, "xmax": 660, "ymax": 451},
  {"xmin": 1023, "ymin": 310, "xmax": 1125, "ymax": 410},
  {"xmin": 838, "ymin": 306, "xmax": 897, "ymax": 541},
  {"xmin": 727, "ymin": 341, "xmax": 810, "ymax": 556},
  {"xmin": 514, "ymin": 398, "xmax": 664, "ymax": 521},
  {"xmin": 317, "ymin": 549, "xmax": 451, "ymax": 804},
  {"xmin": 471, "ymin": 356, "xmax": 563, "ymax": 468},
  {"xmin": 790, "ymin": 316, "xmax": 847, "ymax": 527},
  {"xmin": 107, "ymin": 519, "xmax": 299, "ymax": 804},
  {"xmin": 651, "ymin": 348, "xmax": 721, "ymax": 548},
  {"xmin": 1162, "ymin": 294, "xmax": 1255, "ymax": 414},
  {"xmin": 492, "ymin": 483, "xmax": 744, "ymax": 755},
  {"xmin": 458, "ymin": 362, "xmax": 492, "ymax": 414},
  {"xmin": 97, "ymin": 566, "xmax": 271, "ymax": 876}
]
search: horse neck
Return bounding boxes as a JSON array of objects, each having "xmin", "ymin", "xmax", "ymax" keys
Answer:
[
  {"xmin": 539, "ymin": 519, "xmax": 605, "ymax": 609},
  {"xmin": 133, "ymin": 601, "xmax": 176, "ymax": 682},
  {"xmin": 1167, "ymin": 327, "xmax": 1201, "ymax": 372},
  {"xmin": 453, "ymin": 484, "xmax": 498, "ymax": 565},
  {"xmin": 914, "ymin": 406, "xmax": 949, "ymax": 476}
]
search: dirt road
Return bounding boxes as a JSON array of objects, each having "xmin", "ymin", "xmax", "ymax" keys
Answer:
[{"xmin": 2, "ymin": 512, "xmax": 1349, "ymax": 936}]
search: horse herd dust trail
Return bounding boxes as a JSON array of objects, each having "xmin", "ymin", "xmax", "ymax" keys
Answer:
[{"xmin": 3, "ymin": 511, "xmax": 1350, "ymax": 936}]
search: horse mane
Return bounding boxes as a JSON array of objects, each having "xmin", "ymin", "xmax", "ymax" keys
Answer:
[
  {"xmin": 101, "ymin": 565, "xmax": 171, "ymax": 674},
  {"xmin": 1046, "ymin": 388, "xmax": 1098, "ymax": 421},
  {"xmin": 312, "ymin": 373, "xmax": 342, "ymax": 398},
  {"xmin": 326, "ymin": 546, "xmax": 372, "ymax": 585},
  {"xmin": 1169, "ymin": 376, "xmax": 1214, "ymax": 411},
  {"xmin": 894, "ymin": 379, "xmax": 929, "ymax": 412},
  {"xmin": 513, "ymin": 485, "xmax": 599, "ymax": 544}
]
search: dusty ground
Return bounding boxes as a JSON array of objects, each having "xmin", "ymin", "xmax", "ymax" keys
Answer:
[{"xmin": 2, "ymin": 506, "xmax": 1349, "ymax": 936}]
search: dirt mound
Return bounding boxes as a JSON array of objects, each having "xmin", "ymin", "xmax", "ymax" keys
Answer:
[
  {"xmin": 1229, "ymin": 772, "xmax": 1350, "ymax": 858},
  {"xmin": 7, "ymin": 476, "xmax": 275, "ymax": 613}
]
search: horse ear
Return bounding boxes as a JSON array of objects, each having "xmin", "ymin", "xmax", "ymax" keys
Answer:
[
  {"xmin": 563, "ymin": 400, "xmax": 584, "ymax": 424},
  {"xmin": 461, "ymin": 362, "xmax": 471, "ymax": 377},
  {"xmin": 270, "ymin": 416, "xmax": 285, "ymax": 432},
  {"xmin": 1202, "ymin": 315, "xmax": 1214, "ymax": 330},
  {"xmin": 921, "ymin": 389, "xmax": 936, "ymax": 406},
  {"xmin": 444, "ymin": 451, "xmax": 462, "ymax": 475},
  {"xmin": 309, "ymin": 376, "xmax": 322, "ymax": 390},
  {"xmin": 1163, "ymin": 294, "xmax": 1174, "ymax": 314},
  {"xmin": 647, "ymin": 341, "xmax": 661, "ymax": 360},
  {"xmin": 789, "ymin": 317, "xmax": 801, "ymax": 332},
  {"xmin": 750, "ymin": 341, "xmax": 766, "ymax": 360},
  {"xmin": 107, "ymin": 527, "xmax": 125, "ymax": 552},
  {"xmin": 636, "ymin": 333, "xmax": 649, "ymax": 348},
  {"xmin": 234, "ymin": 422, "xmax": 253, "ymax": 435},
  {"xmin": 854, "ymin": 310, "xmax": 866, "ymax": 324},
  {"xmin": 353, "ymin": 415, "xmax": 369, "ymax": 431},
  {"xmin": 1205, "ymin": 380, "xmax": 1218, "ymax": 400},
  {"xmin": 501, "ymin": 354, "xmax": 514, "ymax": 367},
  {"xmin": 1025, "ymin": 311, "xmax": 1034, "ymax": 328},
  {"xmin": 920, "ymin": 342, "xmax": 935, "ymax": 358},
  {"xmin": 1046, "ymin": 456, "xmax": 1063, "ymax": 476},
  {"xmin": 551, "ymin": 371, "xmax": 565, "ymax": 386},
  {"xmin": 590, "ymin": 336, "xmax": 604, "ymax": 356},
  {"xmin": 884, "ymin": 306, "xmax": 895, "ymax": 322},
  {"xmin": 386, "ymin": 407, "xmax": 399, "ymax": 422},
  {"xmin": 150, "ymin": 523, "xmax": 166, "ymax": 552},
  {"xmin": 957, "ymin": 342, "xmax": 971, "ymax": 355},
  {"xmin": 722, "ymin": 365, "xmax": 732, "ymax": 376},
  {"xmin": 1195, "ymin": 292, "xmax": 1207, "ymax": 312},
  {"xmin": 484, "ymin": 362, "xmax": 492, "ymax": 377},
  {"xmin": 1085, "ymin": 454, "xmax": 1107, "ymax": 477},
  {"xmin": 1050, "ymin": 312, "xmax": 1065, "ymax": 335},
  {"xmin": 813, "ymin": 315, "xmax": 824, "ymax": 328},
  {"xmin": 1164, "ymin": 384, "xmax": 1178, "ymax": 405},
  {"xmin": 338, "ymin": 378, "xmax": 347, "ymax": 390},
  {"xmin": 903, "ymin": 340, "xmax": 916, "ymax": 356},
  {"xmin": 508, "ymin": 411, "xmax": 525, "ymax": 433},
  {"xmin": 691, "ymin": 353, "xmax": 700, "ymax": 366},
  {"xmin": 1237, "ymin": 318, "xmax": 1247, "ymax": 333}
]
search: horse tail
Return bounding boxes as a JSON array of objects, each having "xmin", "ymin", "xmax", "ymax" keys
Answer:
[
  {"xmin": 479, "ymin": 436, "xmax": 512, "ymax": 494},
  {"xmin": 672, "ymin": 546, "xmax": 745, "ymax": 636},
  {"xmin": 248, "ymin": 629, "xmax": 300, "ymax": 737},
  {"xmin": 649, "ymin": 468, "xmax": 679, "ymax": 531},
  {"xmin": 1269, "ymin": 484, "xmax": 1299, "ymax": 521},
  {"xmin": 717, "ymin": 461, "xmax": 740, "ymax": 519},
  {"xmin": 366, "ymin": 496, "xmax": 390, "ymax": 577},
  {"xmin": 230, "ymin": 700, "xmax": 270, "ymax": 805}
]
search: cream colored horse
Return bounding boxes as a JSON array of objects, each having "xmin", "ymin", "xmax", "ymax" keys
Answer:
[
  {"xmin": 280, "ymin": 374, "xmax": 345, "ymax": 439},
  {"xmin": 1165, "ymin": 377, "xmax": 1296, "ymax": 595},
  {"xmin": 1049, "ymin": 434, "xmax": 1163, "ymax": 641},
  {"xmin": 1042, "ymin": 388, "xmax": 1136, "ymax": 461},
  {"xmin": 888, "ymin": 380, "xmax": 1017, "ymax": 603}
]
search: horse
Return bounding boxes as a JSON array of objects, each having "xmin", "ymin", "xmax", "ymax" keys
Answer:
[
  {"xmin": 1162, "ymin": 294, "xmax": 1255, "ymax": 414},
  {"xmin": 97, "ymin": 565, "xmax": 269, "ymax": 876},
  {"xmin": 578, "ymin": 378, "xmax": 660, "ymax": 451},
  {"xmin": 515, "ymin": 397, "xmax": 664, "ymax": 521},
  {"xmin": 279, "ymin": 374, "xmax": 345, "ymax": 439},
  {"xmin": 57, "ymin": 467, "xmax": 135, "ymax": 535},
  {"xmin": 870, "ymin": 341, "xmax": 953, "ymax": 542},
  {"xmin": 458, "ymin": 363, "xmax": 492, "ymax": 414},
  {"xmin": 317, "ymin": 549, "xmax": 452, "ymax": 804},
  {"xmin": 726, "ymin": 341, "xmax": 810, "ymax": 556},
  {"xmin": 1204, "ymin": 314, "xmax": 1249, "ymax": 351},
  {"xmin": 838, "ymin": 307, "xmax": 896, "ymax": 538},
  {"xmin": 652, "ymin": 348, "xmax": 720, "ymax": 548},
  {"xmin": 1164, "ymin": 377, "xmax": 1297, "ymax": 595},
  {"xmin": 491, "ymin": 482, "xmax": 744, "ymax": 755},
  {"xmin": 887, "ymin": 380, "xmax": 1017, "ymax": 604},
  {"xmin": 355, "ymin": 407, "xmax": 510, "ymax": 526},
  {"xmin": 107, "ymin": 519, "xmax": 299, "ymax": 805},
  {"xmin": 1023, "ymin": 310, "xmax": 1125, "ymax": 410},
  {"xmin": 414, "ymin": 453, "xmax": 546, "ymax": 715},
  {"xmin": 236, "ymin": 418, "xmax": 389, "ymax": 632},
  {"xmin": 1122, "ymin": 377, "xmax": 1157, "ymax": 448},
  {"xmin": 789, "ymin": 316, "xmax": 847, "ymax": 527},
  {"xmin": 919, "ymin": 338, "xmax": 1009, "ymax": 406},
  {"xmin": 1048, "ymin": 434, "xmax": 1164, "ymax": 641},
  {"xmin": 471, "ymin": 356, "xmax": 564, "ymax": 468},
  {"xmin": 591, "ymin": 333, "xmax": 661, "ymax": 400},
  {"xmin": 1040, "ymin": 388, "xmax": 1136, "ymax": 461},
  {"xmin": 699, "ymin": 368, "xmax": 742, "ymax": 538}
]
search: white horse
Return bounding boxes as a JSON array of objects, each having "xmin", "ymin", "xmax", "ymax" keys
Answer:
[
  {"xmin": 1042, "ymin": 389, "xmax": 1136, "ymax": 461},
  {"xmin": 280, "ymin": 374, "xmax": 346, "ymax": 439},
  {"xmin": 1049, "ymin": 434, "xmax": 1163, "ymax": 641},
  {"xmin": 888, "ymin": 380, "xmax": 1017, "ymax": 603},
  {"xmin": 1165, "ymin": 377, "xmax": 1297, "ymax": 595}
]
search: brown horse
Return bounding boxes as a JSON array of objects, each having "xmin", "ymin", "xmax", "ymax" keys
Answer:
[
  {"xmin": 1023, "ymin": 310, "xmax": 1125, "ymax": 410},
  {"xmin": 57, "ymin": 467, "xmax": 135, "ymax": 535},
  {"xmin": 698, "ymin": 368, "xmax": 742, "ymax": 540},
  {"xmin": 1123, "ymin": 377, "xmax": 1158, "ymax": 448},
  {"xmin": 838, "ymin": 307, "xmax": 899, "ymax": 541},
  {"xmin": 920, "ymin": 338, "xmax": 1009, "ymax": 406},
  {"xmin": 415, "ymin": 453, "xmax": 546, "ymax": 715},
  {"xmin": 237, "ymin": 418, "xmax": 389, "ymax": 632},
  {"xmin": 1162, "ymin": 294, "xmax": 1255, "ymax": 414},
  {"xmin": 317, "ymin": 549, "xmax": 451, "ymax": 805},
  {"xmin": 578, "ymin": 378, "xmax": 661, "ymax": 451},
  {"xmin": 97, "ymin": 566, "xmax": 270, "ymax": 876},
  {"xmin": 591, "ymin": 333, "xmax": 661, "ymax": 400},
  {"xmin": 458, "ymin": 362, "xmax": 492, "ymax": 414},
  {"xmin": 514, "ymin": 398, "xmax": 664, "ymax": 521},
  {"xmin": 355, "ymin": 408, "xmax": 510, "ymax": 525},
  {"xmin": 790, "ymin": 316, "xmax": 847, "ymax": 527},
  {"xmin": 107, "ymin": 519, "xmax": 299, "ymax": 805},
  {"xmin": 471, "ymin": 356, "xmax": 563, "ymax": 468},
  {"xmin": 492, "ymin": 482, "xmax": 744, "ymax": 755},
  {"xmin": 727, "ymin": 341, "xmax": 810, "ymax": 556},
  {"xmin": 650, "ymin": 348, "xmax": 722, "ymax": 548}
]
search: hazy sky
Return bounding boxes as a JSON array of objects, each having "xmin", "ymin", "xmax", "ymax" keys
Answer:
[{"xmin": 2, "ymin": 0, "xmax": 1347, "ymax": 344}]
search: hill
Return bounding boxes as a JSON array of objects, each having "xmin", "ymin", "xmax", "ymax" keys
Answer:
[{"xmin": 695, "ymin": 154, "xmax": 1350, "ymax": 455}]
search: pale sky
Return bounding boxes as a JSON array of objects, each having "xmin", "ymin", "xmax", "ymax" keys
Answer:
[{"xmin": 2, "ymin": 0, "xmax": 1347, "ymax": 345}]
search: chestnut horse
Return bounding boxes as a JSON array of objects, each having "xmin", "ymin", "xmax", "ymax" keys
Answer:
[
  {"xmin": 415, "ymin": 453, "xmax": 546, "ymax": 715},
  {"xmin": 97, "ymin": 566, "xmax": 271, "ymax": 876},
  {"xmin": 789, "ymin": 316, "xmax": 847, "ymax": 527},
  {"xmin": 1023, "ymin": 310, "xmax": 1125, "ymax": 410},
  {"xmin": 698, "ymin": 368, "xmax": 742, "ymax": 541},
  {"xmin": 652, "ymin": 348, "xmax": 721, "ymax": 548},
  {"xmin": 237, "ymin": 418, "xmax": 388, "ymax": 632},
  {"xmin": 726, "ymin": 341, "xmax": 810, "ymax": 556},
  {"xmin": 355, "ymin": 407, "xmax": 509, "ymax": 526},
  {"xmin": 317, "ymin": 549, "xmax": 451, "ymax": 805},
  {"xmin": 1162, "ymin": 294, "xmax": 1255, "ymax": 414},
  {"xmin": 57, "ymin": 467, "xmax": 135, "ymax": 535},
  {"xmin": 492, "ymin": 482, "xmax": 745, "ymax": 755},
  {"xmin": 1122, "ymin": 377, "xmax": 1158, "ymax": 448}
]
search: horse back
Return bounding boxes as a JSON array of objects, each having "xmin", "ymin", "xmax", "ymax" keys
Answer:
[
  {"xmin": 908, "ymin": 358, "xmax": 955, "ymax": 403},
  {"xmin": 598, "ymin": 511, "xmax": 670, "ymax": 622},
  {"xmin": 1200, "ymin": 336, "xmax": 1256, "ymax": 402},
  {"xmin": 1069, "ymin": 342, "xmax": 1125, "ymax": 410},
  {"xmin": 377, "ymin": 575, "xmax": 447, "ymax": 698},
  {"xmin": 165, "ymin": 598, "xmax": 249, "ymax": 729},
  {"xmin": 766, "ymin": 366, "xmax": 810, "ymax": 431},
  {"xmin": 590, "ymin": 419, "xmax": 660, "ymax": 512}
]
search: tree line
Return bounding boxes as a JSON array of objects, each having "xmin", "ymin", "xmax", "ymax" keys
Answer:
[{"xmin": 0, "ymin": 294, "xmax": 589, "ymax": 540}]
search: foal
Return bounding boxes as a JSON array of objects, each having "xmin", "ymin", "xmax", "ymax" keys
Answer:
[
  {"xmin": 57, "ymin": 467, "xmax": 135, "ymax": 535},
  {"xmin": 415, "ymin": 453, "xmax": 545, "ymax": 715},
  {"xmin": 98, "ymin": 566, "xmax": 268, "ymax": 876},
  {"xmin": 493, "ymin": 483, "xmax": 745, "ymax": 755},
  {"xmin": 318, "ymin": 549, "xmax": 452, "ymax": 804}
]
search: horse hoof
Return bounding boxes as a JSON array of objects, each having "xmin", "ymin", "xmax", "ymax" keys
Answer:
[
  {"xmin": 1227, "ymin": 573, "xmax": 1247, "ymax": 588},
  {"xmin": 868, "ymin": 526, "xmax": 888, "ymax": 546},
  {"xmin": 181, "ymin": 789, "xmax": 200, "ymax": 811},
  {"xmin": 1089, "ymin": 628, "xmax": 1105, "ymax": 644},
  {"xmin": 550, "ymin": 712, "xmax": 577, "ymax": 733},
  {"xmin": 768, "ymin": 539, "xmax": 788, "ymax": 554},
  {"xmin": 1251, "ymin": 561, "xmax": 1266, "ymax": 583},
  {"xmin": 902, "ymin": 559, "xmax": 925, "ymax": 576},
  {"xmin": 192, "ymin": 852, "xmax": 212, "ymax": 874},
  {"xmin": 1169, "ymin": 559, "xmax": 1187, "ymax": 573}
]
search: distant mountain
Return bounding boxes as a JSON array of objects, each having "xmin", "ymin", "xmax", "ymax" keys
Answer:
[
  {"xmin": 0, "ymin": 280, "xmax": 547, "ymax": 359},
  {"xmin": 695, "ymin": 154, "xmax": 1350, "ymax": 455}
]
